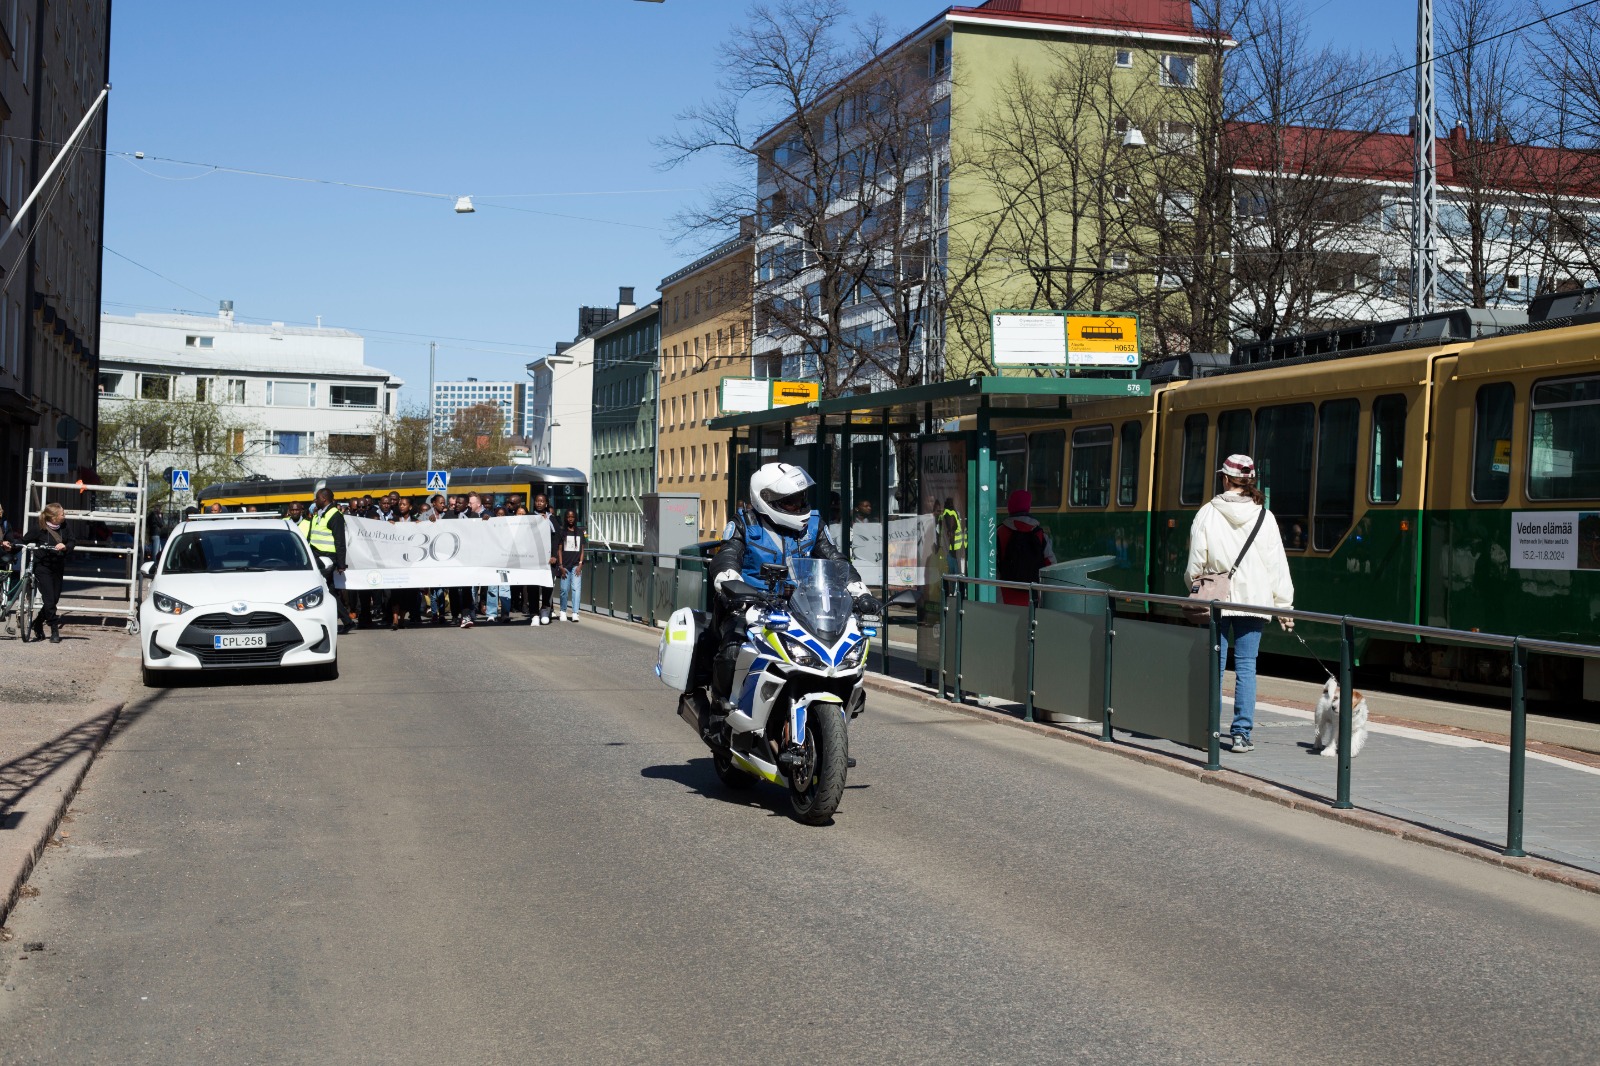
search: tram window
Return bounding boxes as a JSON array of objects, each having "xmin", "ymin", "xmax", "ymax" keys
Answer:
[
  {"xmin": 1314, "ymin": 399, "xmax": 1359, "ymax": 549},
  {"xmin": 1529, "ymin": 375, "xmax": 1600, "ymax": 500},
  {"xmin": 1370, "ymin": 394, "xmax": 1406, "ymax": 503},
  {"xmin": 997, "ymin": 435, "xmax": 1027, "ymax": 504},
  {"xmin": 1068, "ymin": 426, "xmax": 1112, "ymax": 507},
  {"xmin": 1029, "ymin": 430, "xmax": 1066, "ymax": 509},
  {"xmin": 1180, "ymin": 414, "xmax": 1208, "ymax": 505},
  {"xmin": 1214, "ymin": 409, "xmax": 1252, "ymax": 494},
  {"xmin": 1255, "ymin": 403, "xmax": 1314, "ymax": 550},
  {"xmin": 1117, "ymin": 421, "xmax": 1141, "ymax": 506},
  {"xmin": 1472, "ymin": 382, "xmax": 1515, "ymax": 502}
]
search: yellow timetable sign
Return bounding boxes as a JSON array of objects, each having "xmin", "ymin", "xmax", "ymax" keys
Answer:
[
  {"xmin": 1066, "ymin": 314, "xmax": 1140, "ymax": 366},
  {"xmin": 771, "ymin": 380, "xmax": 820, "ymax": 406}
]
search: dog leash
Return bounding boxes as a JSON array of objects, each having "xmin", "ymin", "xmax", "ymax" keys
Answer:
[{"xmin": 1290, "ymin": 629, "xmax": 1339, "ymax": 685}]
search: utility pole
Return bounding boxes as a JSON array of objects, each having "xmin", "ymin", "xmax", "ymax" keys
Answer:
[
  {"xmin": 1411, "ymin": 0, "xmax": 1437, "ymax": 317},
  {"xmin": 426, "ymin": 341, "xmax": 436, "ymax": 473}
]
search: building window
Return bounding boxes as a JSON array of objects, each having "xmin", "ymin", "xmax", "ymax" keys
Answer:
[
  {"xmin": 1115, "ymin": 49, "xmax": 1133, "ymax": 68},
  {"xmin": 327, "ymin": 384, "xmax": 379, "ymax": 408},
  {"xmin": 98, "ymin": 371, "xmax": 123, "ymax": 394},
  {"xmin": 1506, "ymin": 274, "xmax": 1522, "ymax": 291},
  {"xmin": 185, "ymin": 335, "xmax": 214, "ymax": 349},
  {"xmin": 1160, "ymin": 54, "xmax": 1197, "ymax": 88},
  {"xmin": 1112, "ymin": 184, "xmax": 1131, "ymax": 203},
  {"xmin": 1161, "ymin": 190, "xmax": 1195, "ymax": 221},
  {"xmin": 140, "ymin": 374, "xmax": 171, "ymax": 400},
  {"xmin": 928, "ymin": 34, "xmax": 950, "ymax": 78},
  {"xmin": 195, "ymin": 377, "xmax": 210, "ymax": 402},
  {"xmin": 328, "ymin": 433, "xmax": 377, "ymax": 456},
  {"xmin": 1159, "ymin": 121, "xmax": 1196, "ymax": 152},
  {"xmin": 1109, "ymin": 252, "xmax": 1130, "ymax": 270},
  {"xmin": 272, "ymin": 431, "xmax": 307, "ymax": 456},
  {"xmin": 267, "ymin": 381, "xmax": 312, "ymax": 407},
  {"xmin": 228, "ymin": 429, "xmax": 246, "ymax": 454}
]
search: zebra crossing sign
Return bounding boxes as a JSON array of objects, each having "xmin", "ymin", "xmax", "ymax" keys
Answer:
[
  {"xmin": 425, "ymin": 470, "xmax": 449, "ymax": 493},
  {"xmin": 170, "ymin": 469, "xmax": 192, "ymax": 492}
]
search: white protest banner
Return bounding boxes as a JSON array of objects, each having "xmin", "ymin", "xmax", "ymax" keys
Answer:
[
  {"xmin": 340, "ymin": 515, "xmax": 553, "ymax": 590},
  {"xmin": 1510, "ymin": 511, "xmax": 1600, "ymax": 571}
]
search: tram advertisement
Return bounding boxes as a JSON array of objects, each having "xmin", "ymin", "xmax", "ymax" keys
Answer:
[
  {"xmin": 340, "ymin": 516, "xmax": 554, "ymax": 589},
  {"xmin": 1510, "ymin": 511, "xmax": 1600, "ymax": 571}
]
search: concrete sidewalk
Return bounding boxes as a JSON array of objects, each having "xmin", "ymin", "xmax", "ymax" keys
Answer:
[{"xmin": 0, "ymin": 625, "xmax": 137, "ymax": 927}]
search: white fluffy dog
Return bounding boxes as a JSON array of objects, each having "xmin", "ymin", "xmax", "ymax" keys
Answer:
[{"xmin": 1312, "ymin": 678, "xmax": 1369, "ymax": 757}]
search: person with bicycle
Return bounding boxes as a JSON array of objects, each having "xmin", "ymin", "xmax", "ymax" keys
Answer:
[{"xmin": 4, "ymin": 502, "xmax": 75, "ymax": 643}]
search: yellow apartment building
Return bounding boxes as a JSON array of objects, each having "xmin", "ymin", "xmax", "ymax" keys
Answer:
[{"xmin": 657, "ymin": 233, "xmax": 756, "ymax": 540}]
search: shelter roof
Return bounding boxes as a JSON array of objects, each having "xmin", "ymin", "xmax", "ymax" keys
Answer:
[{"xmin": 708, "ymin": 375, "xmax": 1150, "ymax": 434}]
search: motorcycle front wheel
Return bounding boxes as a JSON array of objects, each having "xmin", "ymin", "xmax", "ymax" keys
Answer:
[{"xmin": 789, "ymin": 704, "xmax": 848, "ymax": 825}]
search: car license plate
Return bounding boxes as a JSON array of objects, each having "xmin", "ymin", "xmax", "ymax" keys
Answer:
[{"xmin": 214, "ymin": 633, "xmax": 267, "ymax": 650}]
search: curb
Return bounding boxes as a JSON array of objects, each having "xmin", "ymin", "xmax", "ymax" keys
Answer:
[
  {"xmin": 862, "ymin": 674, "xmax": 1600, "ymax": 896},
  {"xmin": 581, "ymin": 606, "xmax": 1600, "ymax": 895},
  {"xmin": 0, "ymin": 698, "xmax": 126, "ymax": 930}
]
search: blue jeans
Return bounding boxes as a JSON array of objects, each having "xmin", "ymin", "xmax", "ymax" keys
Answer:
[
  {"xmin": 559, "ymin": 569, "xmax": 579, "ymax": 614},
  {"xmin": 485, "ymin": 584, "xmax": 510, "ymax": 620},
  {"xmin": 1219, "ymin": 616, "xmax": 1267, "ymax": 740}
]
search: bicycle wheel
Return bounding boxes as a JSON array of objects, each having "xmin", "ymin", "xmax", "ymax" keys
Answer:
[{"xmin": 17, "ymin": 572, "xmax": 33, "ymax": 642}]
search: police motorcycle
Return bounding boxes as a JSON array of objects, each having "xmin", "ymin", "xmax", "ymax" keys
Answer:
[{"xmin": 657, "ymin": 556, "xmax": 876, "ymax": 825}]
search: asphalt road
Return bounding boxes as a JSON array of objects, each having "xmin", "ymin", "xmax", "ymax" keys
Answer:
[{"xmin": 4, "ymin": 616, "xmax": 1600, "ymax": 1065}]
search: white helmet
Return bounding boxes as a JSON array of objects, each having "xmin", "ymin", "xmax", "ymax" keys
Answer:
[{"xmin": 750, "ymin": 462, "xmax": 815, "ymax": 534}]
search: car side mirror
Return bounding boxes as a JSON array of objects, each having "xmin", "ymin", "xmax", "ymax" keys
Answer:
[
  {"xmin": 316, "ymin": 555, "xmax": 333, "ymax": 573},
  {"xmin": 139, "ymin": 561, "xmax": 155, "ymax": 578}
]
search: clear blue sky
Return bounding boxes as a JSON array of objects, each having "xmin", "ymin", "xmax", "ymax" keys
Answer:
[{"xmin": 101, "ymin": 0, "xmax": 1415, "ymax": 406}]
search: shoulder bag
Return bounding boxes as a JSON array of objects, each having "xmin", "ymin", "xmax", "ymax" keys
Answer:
[{"xmin": 1184, "ymin": 509, "xmax": 1267, "ymax": 625}]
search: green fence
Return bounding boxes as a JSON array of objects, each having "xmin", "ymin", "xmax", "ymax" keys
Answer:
[{"xmin": 937, "ymin": 573, "xmax": 1600, "ymax": 859}]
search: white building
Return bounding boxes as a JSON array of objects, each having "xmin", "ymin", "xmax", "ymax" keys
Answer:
[
  {"xmin": 431, "ymin": 378, "xmax": 527, "ymax": 438},
  {"xmin": 533, "ymin": 335, "xmax": 593, "ymax": 478},
  {"xmin": 98, "ymin": 304, "xmax": 401, "ymax": 481}
]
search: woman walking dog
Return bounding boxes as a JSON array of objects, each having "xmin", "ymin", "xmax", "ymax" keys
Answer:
[{"xmin": 1185, "ymin": 454, "xmax": 1294, "ymax": 753}]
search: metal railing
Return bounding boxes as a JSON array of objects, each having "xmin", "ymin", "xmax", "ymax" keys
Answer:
[
  {"xmin": 580, "ymin": 548, "xmax": 710, "ymax": 628},
  {"xmin": 939, "ymin": 573, "xmax": 1600, "ymax": 859}
]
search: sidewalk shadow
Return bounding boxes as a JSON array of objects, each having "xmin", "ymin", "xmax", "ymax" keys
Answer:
[{"xmin": 0, "ymin": 689, "xmax": 162, "ymax": 826}]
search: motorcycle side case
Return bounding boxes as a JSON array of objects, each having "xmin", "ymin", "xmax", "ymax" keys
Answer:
[{"xmin": 656, "ymin": 607, "xmax": 707, "ymax": 692}]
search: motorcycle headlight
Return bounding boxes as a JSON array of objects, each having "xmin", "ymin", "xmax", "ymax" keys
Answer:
[
  {"xmin": 151, "ymin": 591, "xmax": 191, "ymax": 616},
  {"xmin": 842, "ymin": 639, "xmax": 869, "ymax": 667},
  {"xmin": 286, "ymin": 586, "xmax": 325, "ymax": 611},
  {"xmin": 778, "ymin": 633, "xmax": 821, "ymax": 667}
]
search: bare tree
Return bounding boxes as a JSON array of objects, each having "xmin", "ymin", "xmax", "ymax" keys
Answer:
[
  {"xmin": 1522, "ymin": 0, "xmax": 1600, "ymax": 292},
  {"xmin": 97, "ymin": 398, "xmax": 260, "ymax": 506},
  {"xmin": 437, "ymin": 403, "xmax": 510, "ymax": 469},
  {"xmin": 659, "ymin": 0, "xmax": 965, "ymax": 394},
  {"xmin": 342, "ymin": 402, "xmax": 433, "ymax": 475}
]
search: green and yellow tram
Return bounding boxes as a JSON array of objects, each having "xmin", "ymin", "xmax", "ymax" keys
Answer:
[
  {"xmin": 197, "ymin": 465, "xmax": 589, "ymax": 522},
  {"xmin": 987, "ymin": 292, "xmax": 1600, "ymax": 700}
]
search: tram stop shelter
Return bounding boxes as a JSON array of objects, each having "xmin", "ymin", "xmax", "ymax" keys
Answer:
[{"xmin": 708, "ymin": 375, "xmax": 1153, "ymax": 674}]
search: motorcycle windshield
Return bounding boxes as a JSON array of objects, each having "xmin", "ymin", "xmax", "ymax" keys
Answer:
[{"xmin": 785, "ymin": 557, "xmax": 855, "ymax": 645}]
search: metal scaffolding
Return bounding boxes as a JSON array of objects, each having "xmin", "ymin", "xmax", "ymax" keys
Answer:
[{"xmin": 24, "ymin": 448, "xmax": 145, "ymax": 633}]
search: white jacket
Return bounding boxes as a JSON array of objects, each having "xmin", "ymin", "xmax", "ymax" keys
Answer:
[{"xmin": 1184, "ymin": 493, "xmax": 1294, "ymax": 618}]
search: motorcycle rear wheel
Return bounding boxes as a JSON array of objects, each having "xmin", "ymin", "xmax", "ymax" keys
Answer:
[{"xmin": 789, "ymin": 704, "xmax": 848, "ymax": 825}]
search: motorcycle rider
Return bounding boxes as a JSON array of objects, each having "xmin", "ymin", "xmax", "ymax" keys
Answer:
[{"xmin": 707, "ymin": 462, "xmax": 881, "ymax": 710}]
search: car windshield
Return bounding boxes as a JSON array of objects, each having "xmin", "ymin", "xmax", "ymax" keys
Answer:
[
  {"xmin": 163, "ymin": 527, "xmax": 313, "ymax": 574},
  {"xmin": 785, "ymin": 556, "xmax": 855, "ymax": 644}
]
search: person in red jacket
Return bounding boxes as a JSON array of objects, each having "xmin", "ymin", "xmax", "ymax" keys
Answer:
[{"xmin": 996, "ymin": 489, "xmax": 1055, "ymax": 606}]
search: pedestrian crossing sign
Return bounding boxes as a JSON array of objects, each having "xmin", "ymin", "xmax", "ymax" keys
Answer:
[
  {"xmin": 425, "ymin": 470, "xmax": 449, "ymax": 493},
  {"xmin": 170, "ymin": 469, "xmax": 191, "ymax": 492}
]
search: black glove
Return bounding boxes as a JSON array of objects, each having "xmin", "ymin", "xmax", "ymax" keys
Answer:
[{"xmin": 853, "ymin": 594, "xmax": 883, "ymax": 620}]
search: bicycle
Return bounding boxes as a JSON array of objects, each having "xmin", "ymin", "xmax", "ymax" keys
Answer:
[{"xmin": 0, "ymin": 545, "xmax": 37, "ymax": 641}]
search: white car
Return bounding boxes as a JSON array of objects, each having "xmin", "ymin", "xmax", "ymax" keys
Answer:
[{"xmin": 139, "ymin": 514, "xmax": 339, "ymax": 686}]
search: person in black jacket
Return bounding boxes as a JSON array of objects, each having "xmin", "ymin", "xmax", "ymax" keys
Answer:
[{"xmin": 2, "ymin": 501, "xmax": 75, "ymax": 642}]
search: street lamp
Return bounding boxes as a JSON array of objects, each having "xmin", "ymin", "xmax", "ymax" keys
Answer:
[{"xmin": 1121, "ymin": 126, "xmax": 1147, "ymax": 149}]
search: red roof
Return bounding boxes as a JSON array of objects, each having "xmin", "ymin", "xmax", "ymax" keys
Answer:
[
  {"xmin": 1226, "ymin": 122, "xmax": 1600, "ymax": 198},
  {"xmin": 952, "ymin": 0, "xmax": 1203, "ymax": 38}
]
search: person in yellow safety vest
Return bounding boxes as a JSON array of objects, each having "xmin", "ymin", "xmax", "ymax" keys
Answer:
[
  {"xmin": 286, "ymin": 500, "xmax": 311, "ymax": 538},
  {"xmin": 308, "ymin": 487, "xmax": 350, "ymax": 634},
  {"xmin": 941, "ymin": 497, "xmax": 966, "ymax": 575}
]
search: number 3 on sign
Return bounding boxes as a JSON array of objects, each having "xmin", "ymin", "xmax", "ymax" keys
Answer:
[{"xmin": 399, "ymin": 531, "xmax": 462, "ymax": 564}]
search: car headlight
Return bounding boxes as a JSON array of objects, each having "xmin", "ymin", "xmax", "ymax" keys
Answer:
[
  {"xmin": 842, "ymin": 639, "xmax": 869, "ymax": 667},
  {"xmin": 286, "ymin": 586, "xmax": 325, "ymax": 611},
  {"xmin": 778, "ymin": 633, "xmax": 821, "ymax": 667},
  {"xmin": 151, "ymin": 591, "xmax": 191, "ymax": 615}
]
